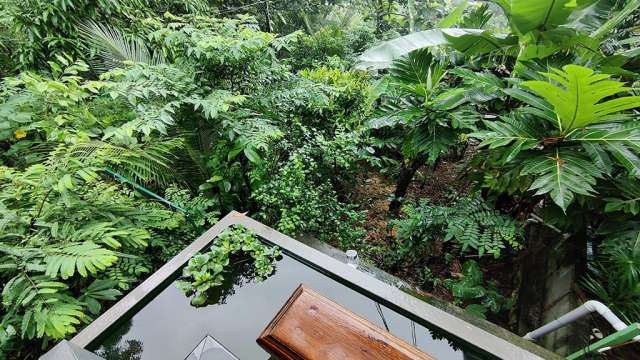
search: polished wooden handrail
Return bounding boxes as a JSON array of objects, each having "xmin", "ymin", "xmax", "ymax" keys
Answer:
[{"xmin": 257, "ymin": 285, "xmax": 436, "ymax": 360}]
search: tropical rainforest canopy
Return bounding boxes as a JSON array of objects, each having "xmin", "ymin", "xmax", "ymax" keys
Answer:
[{"xmin": 0, "ymin": 0, "xmax": 639, "ymax": 358}]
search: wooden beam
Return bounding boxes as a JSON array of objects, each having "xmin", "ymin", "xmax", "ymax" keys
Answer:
[{"xmin": 257, "ymin": 285, "xmax": 436, "ymax": 360}]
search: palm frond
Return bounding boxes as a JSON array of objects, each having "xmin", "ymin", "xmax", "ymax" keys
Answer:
[
  {"xmin": 78, "ymin": 21, "xmax": 165, "ymax": 72},
  {"xmin": 54, "ymin": 140, "xmax": 184, "ymax": 187},
  {"xmin": 389, "ymin": 49, "xmax": 447, "ymax": 97}
]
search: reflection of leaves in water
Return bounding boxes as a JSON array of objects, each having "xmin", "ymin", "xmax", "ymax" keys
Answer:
[
  {"xmin": 426, "ymin": 326, "xmax": 490, "ymax": 359},
  {"xmin": 188, "ymin": 254, "xmax": 280, "ymax": 307},
  {"xmin": 425, "ymin": 326, "xmax": 460, "ymax": 351},
  {"xmin": 92, "ymin": 320, "xmax": 137, "ymax": 359},
  {"xmin": 96, "ymin": 339, "xmax": 143, "ymax": 360}
]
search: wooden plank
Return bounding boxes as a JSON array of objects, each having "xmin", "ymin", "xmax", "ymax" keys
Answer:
[{"xmin": 257, "ymin": 285, "xmax": 436, "ymax": 360}]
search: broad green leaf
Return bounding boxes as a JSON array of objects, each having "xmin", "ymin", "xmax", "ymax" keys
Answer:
[
  {"xmin": 569, "ymin": 123, "xmax": 640, "ymax": 177},
  {"xmin": 356, "ymin": 29, "xmax": 448, "ymax": 70},
  {"xmin": 442, "ymin": 29, "xmax": 517, "ymax": 57},
  {"xmin": 517, "ymin": 28, "xmax": 596, "ymax": 61},
  {"xmin": 471, "ymin": 115, "xmax": 540, "ymax": 163},
  {"xmin": 366, "ymin": 76, "xmax": 392, "ymax": 104},
  {"xmin": 522, "ymin": 65, "xmax": 640, "ymax": 133},
  {"xmin": 490, "ymin": 0, "xmax": 511, "ymax": 15},
  {"xmin": 404, "ymin": 126, "xmax": 457, "ymax": 163},
  {"xmin": 606, "ymin": 142, "xmax": 640, "ymax": 178},
  {"xmin": 591, "ymin": 0, "xmax": 640, "ymax": 39},
  {"xmin": 450, "ymin": 68, "xmax": 505, "ymax": 89},
  {"xmin": 436, "ymin": 0, "xmax": 468, "ymax": 28},
  {"xmin": 510, "ymin": 0, "xmax": 592, "ymax": 34},
  {"xmin": 564, "ymin": 0, "xmax": 615, "ymax": 34},
  {"xmin": 366, "ymin": 115, "xmax": 402, "ymax": 129},
  {"xmin": 389, "ymin": 49, "xmax": 446, "ymax": 97},
  {"xmin": 243, "ymin": 147, "xmax": 261, "ymax": 164},
  {"xmin": 367, "ymin": 101, "xmax": 424, "ymax": 129},
  {"xmin": 522, "ymin": 150, "xmax": 603, "ymax": 211},
  {"xmin": 439, "ymin": 68, "xmax": 506, "ymax": 107},
  {"xmin": 503, "ymin": 88, "xmax": 556, "ymax": 124},
  {"xmin": 80, "ymin": 279, "xmax": 122, "ymax": 314},
  {"xmin": 581, "ymin": 142, "xmax": 613, "ymax": 174},
  {"xmin": 355, "ymin": 29, "xmax": 517, "ymax": 70},
  {"xmin": 604, "ymin": 178, "xmax": 640, "ymax": 215},
  {"xmin": 57, "ymin": 174, "xmax": 74, "ymax": 192},
  {"xmin": 432, "ymin": 88, "xmax": 467, "ymax": 109}
]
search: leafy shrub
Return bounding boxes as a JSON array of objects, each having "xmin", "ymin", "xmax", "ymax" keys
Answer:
[
  {"xmin": 4, "ymin": 0, "xmax": 639, "ymax": 356},
  {"xmin": 0, "ymin": 57, "xmax": 104, "ymax": 145},
  {"xmin": 5, "ymin": 0, "xmax": 209, "ymax": 70},
  {"xmin": 472, "ymin": 65, "xmax": 640, "ymax": 212},
  {"xmin": 0, "ymin": 150, "xmax": 193, "ymax": 357},
  {"xmin": 148, "ymin": 14, "xmax": 276, "ymax": 73},
  {"xmin": 175, "ymin": 225, "xmax": 280, "ymax": 306},
  {"xmin": 394, "ymin": 195, "xmax": 523, "ymax": 259},
  {"xmin": 163, "ymin": 185, "xmax": 219, "ymax": 229},
  {"xmin": 248, "ymin": 66, "xmax": 371, "ymax": 250},
  {"xmin": 444, "ymin": 260, "xmax": 512, "ymax": 319},
  {"xmin": 582, "ymin": 191, "xmax": 640, "ymax": 323},
  {"xmin": 299, "ymin": 66, "xmax": 372, "ymax": 119},
  {"xmin": 253, "ymin": 150, "xmax": 366, "ymax": 249},
  {"xmin": 8, "ymin": 0, "xmax": 126, "ymax": 69},
  {"xmin": 286, "ymin": 23, "xmax": 376, "ymax": 71}
]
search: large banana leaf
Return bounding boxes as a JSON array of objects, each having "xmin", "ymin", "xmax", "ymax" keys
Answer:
[
  {"xmin": 355, "ymin": 29, "xmax": 517, "ymax": 70},
  {"xmin": 522, "ymin": 65, "xmax": 640, "ymax": 133},
  {"xmin": 509, "ymin": 0, "xmax": 592, "ymax": 34},
  {"xmin": 591, "ymin": 0, "xmax": 640, "ymax": 39},
  {"xmin": 564, "ymin": 0, "xmax": 615, "ymax": 34}
]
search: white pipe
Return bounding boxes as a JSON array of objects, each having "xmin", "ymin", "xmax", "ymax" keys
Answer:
[{"xmin": 524, "ymin": 300, "xmax": 640, "ymax": 342}]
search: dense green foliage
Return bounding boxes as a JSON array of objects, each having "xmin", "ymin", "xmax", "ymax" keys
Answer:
[
  {"xmin": 175, "ymin": 225, "xmax": 280, "ymax": 306},
  {"xmin": 0, "ymin": 0, "xmax": 639, "ymax": 358},
  {"xmin": 0, "ymin": 2, "xmax": 378, "ymax": 357},
  {"xmin": 444, "ymin": 260, "xmax": 513, "ymax": 319},
  {"xmin": 0, "ymin": 150, "xmax": 200, "ymax": 356},
  {"xmin": 394, "ymin": 196, "xmax": 523, "ymax": 260},
  {"xmin": 473, "ymin": 65, "xmax": 640, "ymax": 211},
  {"xmin": 361, "ymin": 0, "xmax": 640, "ymax": 331}
]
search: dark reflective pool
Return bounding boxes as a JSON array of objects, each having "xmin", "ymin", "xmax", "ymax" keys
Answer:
[{"xmin": 90, "ymin": 252, "xmax": 484, "ymax": 360}]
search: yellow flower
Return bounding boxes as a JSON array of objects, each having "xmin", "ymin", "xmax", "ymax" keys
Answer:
[{"xmin": 14, "ymin": 129, "xmax": 27, "ymax": 139}]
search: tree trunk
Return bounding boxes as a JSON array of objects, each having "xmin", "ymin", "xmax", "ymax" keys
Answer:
[
  {"xmin": 264, "ymin": 0, "xmax": 273, "ymax": 33},
  {"xmin": 388, "ymin": 158, "xmax": 422, "ymax": 217},
  {"xmin": 407, "ymin": 0, "xmax": 416, "ymax": 32},
  {"xmin": 373, "ymin": 0, "xmax": 387, "ymax": 34}
]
